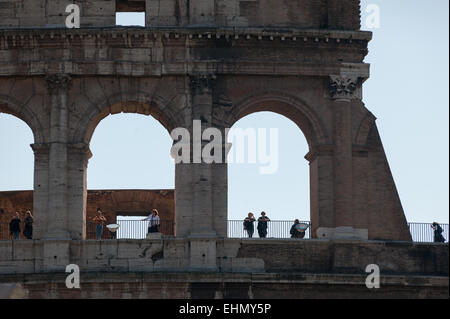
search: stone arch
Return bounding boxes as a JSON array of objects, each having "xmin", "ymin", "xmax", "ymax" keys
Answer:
[
  {"xmin": 71, "ymin": 90, "xmax": 179, "ymax": 145},
  {"xmin": 227, "ymin": 91, "xmax": 329, "ymax": 149},
  {"xmin": 224, "ymin": 91, "xmax": 332, "ymax": 237},
  {"xmin": 355, "ymin": 111, "xmax": 377, "ymax": 145},
  {"xmin": 0, "ymin": 95, "xmax": 44, "ymax": 143},
  {"xmin": 68, "ymin": 89, "xmax": 180, "ymax": 239}
]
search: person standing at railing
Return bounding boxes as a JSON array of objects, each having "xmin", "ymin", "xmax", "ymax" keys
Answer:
[
  {"xmin": 257, "ymin": 212, "xmax": 271, "ymax": 238},
  {"xmin": 243, "ymin": 213, "xmax": 256, "ymax": 238},
  {"xmin": 9, "ymin": 212, "xmax": 21, "ymax": 240},
  {"xmin": 143, "ymin": 209, "xmax": 160, "ymax": 234},
  {"xmin": 290, "ymin": 219, "xmax": 306, "ymax": 239},
  {"xmin": 92, "ymin": 208, "xmax": 107, "ymax": 240},
  {"xmin": 23, "ymin": 211, "xmax": 33, "ymax": 240},
  {"xmin": 432, "ymin": 222, "xmax": 446, "ymax": 243}
]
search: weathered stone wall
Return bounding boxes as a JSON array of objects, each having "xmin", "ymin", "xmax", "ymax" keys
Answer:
[
  {"xmin": 0, "ymin": 239, "xmax": 447, "ymax": 275},
  {"xmin": 0, "ymin": 26, "xmax": 410, "ymax": 241},
  {"xmin": 1, "ymin": 272, "xmax": 448, "ymax": 299},
  {"xmin": 0, "ymin": 0, "xmax": 361, "ymax": 29},
  {"xmin": 0, "ymin": 0, "xmax": 116, "ymax": 28},
  {"xmin": 0, "ymin": 0, "xmax": 413, "ymax": 242},
  {"xmin": 0, "ymin": 240, "xmax": 448, "ymax": 298}
]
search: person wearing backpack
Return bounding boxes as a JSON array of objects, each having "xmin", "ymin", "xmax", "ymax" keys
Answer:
[
  {"xmin": 432, "ymin": 222, "xmax": 446, "ymax": 243},
  {"xmin": 243, "ymin": 213, "xmax": 256, "ymax": 238}
]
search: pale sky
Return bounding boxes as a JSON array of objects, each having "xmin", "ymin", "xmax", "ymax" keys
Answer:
[{"xmin": 0, "ymin": 0, "xmax": 448, "ymax": 223}]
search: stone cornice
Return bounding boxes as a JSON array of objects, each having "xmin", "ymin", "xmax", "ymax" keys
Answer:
[
  {"xmin": 0, "ymin": 27, "xmax": 372, "ymax": 48},
  {"xmin": 0, "ymin": 61, "xmax": 370, "ymax": 78}
]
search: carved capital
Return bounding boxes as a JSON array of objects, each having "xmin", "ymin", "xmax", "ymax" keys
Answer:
[
  {"xmin": 189, "ymin": 74, "xmax": 217, "ymax": 94},
  {"xmin": 45, "ymin": 74, "xmax": 72, "ymax": 92},
  {"xmin": 329, "ymin": 76, "xmax": 359, "ymax": 101},
  {"xmin": 30, "ymin": 143, "xmax": 50, "ymax": 154}
]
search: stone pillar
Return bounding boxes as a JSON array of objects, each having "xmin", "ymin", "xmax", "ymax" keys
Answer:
[
  {"xmin": 316, "ymin": 76, "xmax": 368, "ymax": 240},
  {"xmin": 44, "ymin": 74, "xmax": 72, "ymax": 240},
  {"xmin": 31, "ymin": 143, "xmax": 50, "ymax": 239},
  {"xmin": 305, "ymin": 145, "xmax": 335, "ymax": 239},
  {"xmin": 67, "ymin": 143, "xmax": 91, "ymax": 239},
  {"xmin": 174, "ymin": 74, "xmax": 228, "ymax": 240}
]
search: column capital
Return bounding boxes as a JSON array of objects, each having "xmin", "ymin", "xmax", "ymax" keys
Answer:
[
  {"xmin": 30, "ymin": 143, "xmax": 50, "ymax": 154},
  {"xmin": 329, "ymin": 75, "xmax": 359, "ymax": 101},
  {"xmin": 45, "ymin": 73, "xmax": 72, "ymax": 93},
  {"xmin": 68, "ymin": 143, "xmax": 92, "ymax": 159},
  {"xmin": 189, "ymin": 73, "xmax": 217, "ymax": 95},
  {"xmin": 304, "ymin": 144, "xmax": 334, "ymax": 162}
]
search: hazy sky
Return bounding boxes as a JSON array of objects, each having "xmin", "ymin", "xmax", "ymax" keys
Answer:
[{"xmin": 0, "ymin": 0, "xmax": 448, "ymax": 223}]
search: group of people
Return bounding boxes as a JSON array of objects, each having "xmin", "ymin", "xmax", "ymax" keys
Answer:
[
  {"xmin": 9, "ymin": 211, "xmax": 34, "ymax": 240},
  {"xmin": 91, "ymin": 208, "xmax": 161, "ymax": 240},
  {"xmin": 9, "ymin": 208, "xmax": 446, "ymax": 243},
  {"xmin": 243, "ymin": 212, "xmax": 270, "ymax": 238},
  {"xmin": 243, "ymin": 212, "xmax": 308, "ymax": 239}
]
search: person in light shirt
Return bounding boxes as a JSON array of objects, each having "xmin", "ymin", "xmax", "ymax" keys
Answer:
[{"xmin": 143, "ymin": 209, "xmax": 160, "ymax": 234}]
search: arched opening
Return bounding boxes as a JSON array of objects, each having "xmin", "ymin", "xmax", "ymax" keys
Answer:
[
  {"xmin": 0, "ymin": 111, "xmax": 34, "ymax": 240},
  {"xmin": 227, "ymin": 111, "xmax": 310, "ymax": 239},
  {"xmin": 86, "ymin": 112, "xmax": 175, "ymax": 239}
]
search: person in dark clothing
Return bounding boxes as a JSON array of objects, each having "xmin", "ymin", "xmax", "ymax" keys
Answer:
[
  {"xmin": 290, "ymin": 219, "xmax": 306, "ymax": 239},
  {"xmin": 23, "ymin": 211, "xmax": 34, "ymax": 239},
  {"xmin": 257, "ymin": 212, "xmax": 270, "ymax": 238},
  {"xmin": 9, "ymin": 212, "xmax": 21, "ymax": 240},
  {"xmin": 432, "ymin": 222, "xmax": 446, "ymax": 243},
  {"xmin": 243, "ymin": 213, "xmax": 256, "ymax": 238}
]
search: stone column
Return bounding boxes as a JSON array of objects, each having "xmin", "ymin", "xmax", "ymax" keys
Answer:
[
  {"xmin": 305, "ymin": 145, "xmax": 335, "ymax": 239},
  {"xmin": 67, "ymin": 143, "xmax": 91, "ymax": 239},
  {"xmin": 30, "ymin": 143, "xmax": 50, "ymax": 239},
  {"xmin": 317, "ymin": 75, "xmax": 368, "ymax": 240},
  {"xmin": 173, "ymin": 74, "xmax": 229, "ymax": 271},
  {"xmin": 44, "ymin": 74, "xmax": 72, "ymax": 240}
]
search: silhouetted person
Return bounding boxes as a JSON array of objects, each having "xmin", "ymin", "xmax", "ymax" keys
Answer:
[
  {"xmin": 243, "ymin": 213, "xmax": 256, "ymax": 238},
  {"xmin": 9, "ymin": 212, "xmax": 21, "ymax": 240},
  {"xmin": 432, "ymin": 222, "xmax": 445, "ymax": 243},
  {"xmin": 143, "ymin": 209, "xmax": 160, "ymax": 234},
  {"xmin": 290, "ymin": 219, "xmax": 305, "ymax": 239},
  {"xmin": 23, "ymin": 211, "xmax": 33, "ymax": 239},
  {"xmin": 257, "ymin": 212, "xmax": 270, "ymax": 238}
]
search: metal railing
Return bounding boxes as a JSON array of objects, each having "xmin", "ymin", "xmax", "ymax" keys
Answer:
[
  {"xmin": 408, "ymin": 222, "xmax": 449, "ymax": 243},
  {"xmin": 86, "ymin": 220, "xmax": 174, "ymax": 239},
  {"xmin": 228, "ymin": 220, "xmax": 312, "ymax": 239},
  {"xmin": 0, "ymin": 220, "xmax": 448, "ymax": 242}
]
